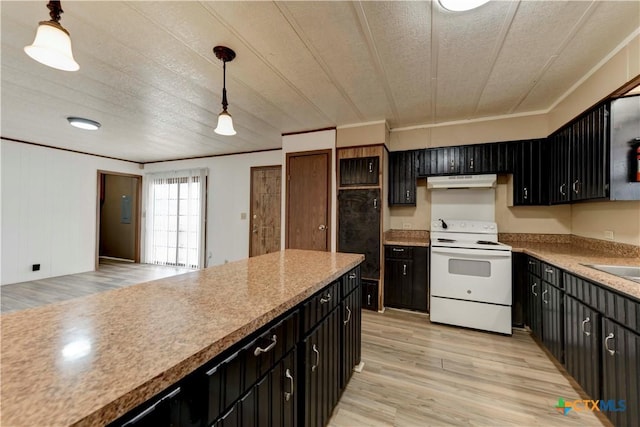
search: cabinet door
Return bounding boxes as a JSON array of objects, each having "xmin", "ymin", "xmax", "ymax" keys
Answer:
[
  {"xmin": 253, "ymin": 350, "xmax": 296, "ymax": 427},
  {"xmin": 116, "ymin": 387, "xmax": 181, "ymax": 427},
  {"xmin": 338, "ymin": 189, "xmax": 380, "ymax": 279},
  {"xmin": 571, "ymin": 103, "xmax": 609, "ymax": 201},
  {"xmin": 341, "ymin": 286, "xmax": 362, "ymax": 390},
  {"xmin": 362, "ymin": 280, "xmax": 378, "ymax": 311},
  {"xmin": 548, "ymin": 127, "xmax": 572, "ymax": 204},
  {"xmin": 303, "ymin": 309, "xmax": 340, "ymax": 427},
  {"xmin": 411, "ymin": 247, "xmax": 429, "ymax": 312},
  {"xmin": 432, "ymin": 146, "xmax": 461, "ymax": 175},
  {"xmin": 388, "ymin": 151, "xmax": 417, "ymax": 205},
  {"xmin": 601, "ymin": 318, "xmax": 640, "ymax": 427},
  {"xmin": 339, "ymin": 157, "xmax": 379, "ymax": 187},
  {"xmin": 513, "ymin": 139, "xmax": 547, "ymax": 205},
  {"xmin": 564, "ymin": 296, "xmax": 600, "ymax": 400},
  {"xmin": 417, "ymin": 149, "xmax": 431, "ymax": 177},
  {"xmin": 527, "ymin": 273, "xmax": 543, "ymax": 339},
  {"xmin": 541, "ymin": 282, "xmax": 564, "ymax": 363},
  {"xmin": 462, "ymin": 144, "xmax": 494, "ymax": 174},
  {"xmin": 384, "ymin": 259, "xmax": 413, "ymax": 309}
]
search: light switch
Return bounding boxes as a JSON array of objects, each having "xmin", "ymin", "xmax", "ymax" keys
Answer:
[
  {"xmin": 240, "ymin": 212, "xmax": 247, "ymax": 220},
  {"xmin": 604, "ymin": 230, "xmax": 614, "ymax": 240}
]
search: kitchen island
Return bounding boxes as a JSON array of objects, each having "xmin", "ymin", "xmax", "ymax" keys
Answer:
[{"xmin": 1, "ymin": 250, "xmax": 364, "ymax": 426}]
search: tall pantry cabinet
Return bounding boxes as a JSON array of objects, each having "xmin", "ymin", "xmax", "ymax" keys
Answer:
[{"xmin": 337, "ymin": 145, "xmax": 386, "ymax": 311}]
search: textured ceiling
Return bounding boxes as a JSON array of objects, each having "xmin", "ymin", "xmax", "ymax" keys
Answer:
[{"xmin": 1, "ymin": 1, "xmax": 639, "ymax": 162}]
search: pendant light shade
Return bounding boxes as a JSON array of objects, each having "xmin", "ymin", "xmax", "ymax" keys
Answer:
[
  {"xmin": 215, "ymin": 111, "xmax": 236, "ymax": 136},
  {"xmin": 213, "ymin": 46, "xmax": 236, "ymax": 136},
  {"xmin": 24, "ymin": 1, "xmax": 79, "ymax": 71}
]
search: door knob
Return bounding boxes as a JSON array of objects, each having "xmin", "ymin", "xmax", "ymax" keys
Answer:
[{"xmin": 318, "ymin": 224, "xmax": 327, "ymax": 231}]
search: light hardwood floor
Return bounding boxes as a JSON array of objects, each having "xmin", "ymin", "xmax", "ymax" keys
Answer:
[
  {"xmin": 330, "ymin": 309, "xmax": 609, "ymax": 427},
  {"xmin": 1, "ymin": 259, "xmax": 193, "ymax": 313}
]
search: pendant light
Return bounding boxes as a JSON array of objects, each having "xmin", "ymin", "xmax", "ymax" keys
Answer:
[
  {"xmin": 24, "ymin": 0, "xmax": 79, "ymax": 71},
  {"xmin": 213, "ymin": 46, "xmax": 236, "ymax": 136}
]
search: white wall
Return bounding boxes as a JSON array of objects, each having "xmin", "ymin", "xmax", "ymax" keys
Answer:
[
  {"xmin": 281, "ymin": 129, "xmax": 337, "ymax": 251},
  {"xmin": 1, "ymin": 140, "xmax": 141, "ymax": 285},
  {"xmin": 143, "ymin": 150, "xmax": 282, "ymax": 267}
]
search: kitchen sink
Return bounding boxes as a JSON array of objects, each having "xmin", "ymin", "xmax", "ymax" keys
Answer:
[{"xmin": 583, "ymin": 264, "xmax": 640, "ymax": 283}]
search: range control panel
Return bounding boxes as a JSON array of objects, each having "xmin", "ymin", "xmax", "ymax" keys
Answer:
[{"xmin": 431, "ymin": 219, "xmax": 497, "ymax": 234}]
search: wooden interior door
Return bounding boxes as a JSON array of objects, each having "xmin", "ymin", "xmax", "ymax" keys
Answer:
[
  {"xmin": 249, "ymin": 166, "xmax": 282, "ymax": 257},
  {"xmin": 286, "ymin": 150, "xmax": 331, "ymax": 251}
]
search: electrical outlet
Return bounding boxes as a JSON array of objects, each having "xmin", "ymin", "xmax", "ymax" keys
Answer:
[
  {"xmin": 32, "ymin": 264, "xmax": 40, "ymax": 271},
  {"xmin": 240, "ymin": 212, "xmax": 247, "ymax": 220},
  {"xmin": 402, "ymin": 223, "xmax": 413, "ymax": 230},
  {"xmin": 604, "ymin": 230, "xmax": 614, "ymax": 240}
]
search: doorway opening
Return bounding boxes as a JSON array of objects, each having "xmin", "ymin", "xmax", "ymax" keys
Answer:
[{"xmin": 96, "ymin": 171, "xmax": 142, "ymax": 269}]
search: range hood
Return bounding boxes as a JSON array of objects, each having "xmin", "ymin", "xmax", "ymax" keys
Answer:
[{"xmin": 427, "ymin": 174, "xmax": 497, "ymax": 189}]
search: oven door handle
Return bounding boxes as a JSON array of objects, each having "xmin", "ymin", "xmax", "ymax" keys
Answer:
[{"xmin": 430, "ymin": 246, "xmax": 512, "ymax": 258}]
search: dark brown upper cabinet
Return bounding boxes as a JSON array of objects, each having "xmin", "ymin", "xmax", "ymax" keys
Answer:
[
  {"xmin": 388, "ymin": 151, "xmax": 417, "ymax": 206},
  {"xmin": 339, "ymin": 156, "xmax": 379, "ymax": 187}
]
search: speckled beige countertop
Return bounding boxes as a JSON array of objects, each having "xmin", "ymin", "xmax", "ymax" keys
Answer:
[
  {"xmin": 505, "ymin": 241, "xmax": 640, "ymax": 300},
  {"xmin": 383, "ymin": 229, "xmax": 430, "ymax": 247},
  {"xmin": 0, "ymin": 250, "xmax": 364, "ymax": 427}
]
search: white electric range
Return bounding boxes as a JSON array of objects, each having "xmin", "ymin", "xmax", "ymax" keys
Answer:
[{"xmin": 429, "ymin": 219, "xmax": 513, "ymax": 335}]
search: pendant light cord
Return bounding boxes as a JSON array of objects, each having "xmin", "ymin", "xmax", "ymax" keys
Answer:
[{"xmin": 221, "ymin": 61, "xmax": 228, "ymax": 112}]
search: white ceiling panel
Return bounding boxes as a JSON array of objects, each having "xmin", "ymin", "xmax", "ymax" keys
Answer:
[{"xmin": 1, "ymin": 1, "xmax": 638, "ymax": 162}]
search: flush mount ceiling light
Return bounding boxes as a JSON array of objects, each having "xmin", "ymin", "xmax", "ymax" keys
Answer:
[
  {"xmin": 24, "ymin": 1, "xmax": 79, "ymax": 71},
  {"xmin": 213, "ymin": 46, "xmax": 237, "ymax": 136},
  {"xmin": 67, "ymin": 117, "xmax": 101, "ymax": 130},
  {"xmin": 438, "ymin": 0, "xmax": 490, "ymax": 12}
]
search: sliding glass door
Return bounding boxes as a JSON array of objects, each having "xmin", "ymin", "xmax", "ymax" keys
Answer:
[{"xmin": 145, "ymin": 169, "xmax": 207, "ymax": 269}]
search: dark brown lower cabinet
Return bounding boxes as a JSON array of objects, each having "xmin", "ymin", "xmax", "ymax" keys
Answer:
[
  {"xmin": 541, "ymin": 281, "xmax": 564, "ymax": 363},
  {"xmin": 383, "ymin": 246, "xmax": 428, "ymax": 312},
  {"xmin": 362, "ymin": 279, "xmax": 379, "ymax": 311},
  {"xmin": 341, "ymin": 286, "xmax": 362, "ymax": 390},
  {"xmin": 527, "ymin": 272, "xmax": 543, "ymax": 340},
  {"xmin": 601, "ymin": 318, "xmax": 640, "ymax": 427},
  {"xmin": 564, "ymin": 296, "xmax": 601, "ymax": 400},
  {"xmin": 302, "ymin": 307, "xmax": 340, "ymax": 427}
]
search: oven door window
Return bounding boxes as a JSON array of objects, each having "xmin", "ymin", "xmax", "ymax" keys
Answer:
[{"xmin": 448, "ymin": 258, "xmax": 491, "ymax": 278}]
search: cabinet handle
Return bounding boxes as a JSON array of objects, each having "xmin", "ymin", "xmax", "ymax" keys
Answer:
[
  {"xmin": 545, "ymin": 268, "xmax": 554, "ymax": 275},
  {"xmin": 253, "ymin": 334, "xmax": 277, "ymax": 356},
  {"xmin": 581, "ymin": 317, "xmax": 591, "ymax": 336},
  {"xmin": 367, "ymin": 294, "xmax": 371, "ymax": 306},
  {"xmin": 403, "ymin": 264, "xmax": 407, "ymax": 276},
  {"xmin": 572, "ymin": 180, "xmax": 580, "ymax": 195},
  {"xmin": 531, "ymin": 282, "xmax": 538, "ymax": 296},
  {"xmin": 604, "ymin": 332, "xmax": 615, "ymax": 356},
  {"xmin": 405, "ymin": 190, "xmax": 410, "ymax": 200},
  {"xmin": 344, "ymin": 305, "xmax": 352, "ymax": 325},
  {"xmin": 470, "ymin": 158, "xmax": 474, "ymax": 169},
  {"xmin": 450, "ymin": 159, "xmax": 455, "ymax": 169},
  {"xmin": 542, "ymin": 289, "xmax": 549, "ymax": 304},
  {"xmin": 320, "ymin": 292, "xmax": 332, "ymax": 304},
  {"xmin": 368, "ymin": 161, "xmax": 373, "ymax": 173},
  {"xmin": 373, "ymin": 198, "xmax": 378, "ymax": 208},
  {"xmin": 528, "ymin": 261, "xmax": 535, "ymax": 266},
  {"xmin": 121, "ymin": 387, "xmax": 181, "ymax": 427},
  {"xmin": 284, "ymin": 368, "xmax": 294, "ymax": 401},
  {"xmin": 392, "ymin": 248, "xmax": 405, "ymax": 252},
  {"xmin": 348, "ymin": 273, "xmax": 357, "ymax": 279},
  {"xmin": 560, "ymin": 183, "xmax": 567, "ymax": 196},
  {"xmin": 523, "ymin": 187, "xmax": 528, "ymax": 199},
  {"xmin": 311, "ymin": 344, "xmax": 320, "ymax": 372}
]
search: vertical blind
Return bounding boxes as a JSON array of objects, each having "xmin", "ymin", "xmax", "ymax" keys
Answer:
[{"xmin": 144, "ymin": 169, "xmax": 207, "ymax": 269}]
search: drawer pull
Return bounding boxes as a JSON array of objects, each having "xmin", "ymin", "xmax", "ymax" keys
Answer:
[
  {"xmin": 545, "ymin": 268, "xmax": 554, "ymax": 274},
  {"xmin": 320, "ymin": 292, "xmax": 332, "ymax": 304},
  {"xmin": 581, "ymin": 317, "xmax": 591, "ymax": 336},
  {"xmin": 367, "ymin": 294, "xmax": 371, "ymax": 306},
  {"xmin": 531, "ymin": 282, "xmax": 538, "ymax": 296},
  {"xmin": 604, "ymin": 333, "xmax": 615, "ymax": 356},
  {"xmin": 403, "ymin": 264, "xmax": 407, "ymax": 275},
  {"xmin": 348, "ymin": 273, "xmax": 357, "ymax": 279},
  {"xmin": 368, "ymin": 161, "xmax": 373, "ymax": 173},
  {"xmin": 253, "ymin": 335, "xmax": 277, "ymax": 356},
  {"xmin": 312, "ymin": 344, "xmax": 320, "ymax": 372},
  {"xmin": 344, "ymin": 305, "xmax": 352, "ymax": 325},
  {"xmin": 528, "ymin": 261, "xmax": 535, "ymax": 265},
  {"xmin": 560, "ymin": 183, "xmax": 567, "ymax": 196},
  {"xmin": 284, "ymin": 368, "xmax": 294, "ymax": 401},
  {"xmin": 542, "ymin": 289, "xmax": 549, "ymax": 304},
  {"xmin": 392, "ymin": 248, "xmax": 405, "ymax": 252}
]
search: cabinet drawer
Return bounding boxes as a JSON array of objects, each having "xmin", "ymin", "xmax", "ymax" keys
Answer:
[
  {"xmin": 341, "ymin": 267, "xmax": 360, "ymax": 298},
  {"xmin": 339, "ymin": 157, "xmax": 379, "ymax": 187},
  {"xmin": 527, "ymin": 257, "xmax": 542, "ymax": 277},
  {"xmin": 302, "ymin": 281, "xmax": 340, "ymax": 334},
  {"xmin": 541, "ymin": 262, "xmax": 562, "ymax": 288},
  {"xmin": 385, "ymin": 245, "xmax": 413, "ymax": 260}
]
